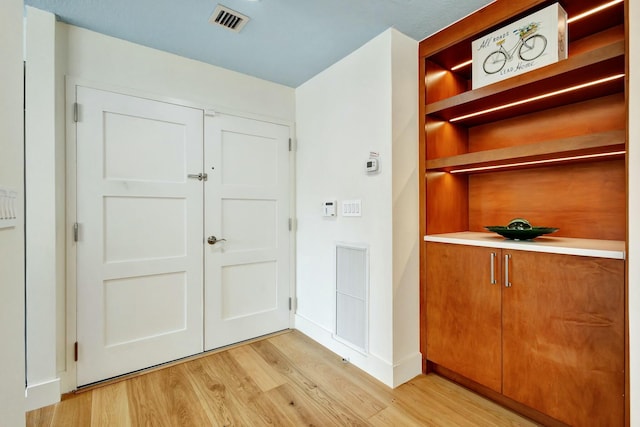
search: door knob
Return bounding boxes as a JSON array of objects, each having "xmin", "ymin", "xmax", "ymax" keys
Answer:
[
  {"xmin": 188, "ymin": 173, "xmax": 208, "ymax": 181},
  {"xmin": 207, "ymin": 235, "xmax": 227, "ymax": 245}
]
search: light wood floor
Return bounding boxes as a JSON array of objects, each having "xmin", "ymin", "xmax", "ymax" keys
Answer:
[{"xmin": 27, "ymin": 330, "xmax": 538, "ymax": 426}]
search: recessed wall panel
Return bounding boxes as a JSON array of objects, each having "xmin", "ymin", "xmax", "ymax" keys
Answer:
[
  {"xmin": 221, "ymin": 199, "xmax": 276, "ymax": 251},
  {"xmin": 104, "ymin": 272, "xmax": 187, "ymax": 346},
  {"xmin": 104, "ymin": 112, "xmax": 186, "ymax": 183},
  {"xmin": 221, "ymin": 131, "xmax": 278, "ymax": 186},
  {"xmin": 104, "ymin": 196, "xmax": 186, "ymax": 262},
  {"xmin": 221, "ymin": 261, "xmax": 277, "ymax": 320}
]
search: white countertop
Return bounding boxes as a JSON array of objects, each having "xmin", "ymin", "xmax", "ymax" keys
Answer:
[{"xmin": 424, "ymin": 232, "xmax": 625, "ymax": 260}]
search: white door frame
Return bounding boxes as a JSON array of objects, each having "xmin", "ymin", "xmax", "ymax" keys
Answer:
[{"xmin": 62, "ymin": 77, "xmax": 296, "ymax": 392}]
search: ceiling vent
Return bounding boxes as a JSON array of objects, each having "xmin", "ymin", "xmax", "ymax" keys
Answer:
[{"xmin": 209, "ymin": 5, "xmax": 250, "ymax": 33}]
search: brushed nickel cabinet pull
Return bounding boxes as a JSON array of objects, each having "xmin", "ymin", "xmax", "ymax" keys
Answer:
[
  {"xmin": 490, "ymin": 252, "xmax": 497, "ymax": 284},
  {"xmin": 504, "ymin": 254, "xmax": 512, "ymax": 288}
]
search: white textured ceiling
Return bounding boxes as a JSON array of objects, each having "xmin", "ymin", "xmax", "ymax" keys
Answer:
[{"xmin": 24, "ymin": 0, "xmax": 494, "ymax": 87}]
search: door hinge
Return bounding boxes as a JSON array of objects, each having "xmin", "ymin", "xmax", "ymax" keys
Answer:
[
  {"xmin": 288, "ymin": 138, "xmax": 292, "ymax": 152},
  {"xmin": 288, "ymin": 218, "xmax": 292, "ymax": 231},
  {"xmin": 73, "ymin": 222, "xmax": 79, "ymax": 242},
  {"xmin": 289, "ymin": 297, "xmax": 292, "ymax": 311},
  {"xmin": 73, "ymin": 102, "xmax": 79, "ymax": 122},
  {"xmin": 74, "ymin": 342, "xmax": 78, "ymax": 362}
]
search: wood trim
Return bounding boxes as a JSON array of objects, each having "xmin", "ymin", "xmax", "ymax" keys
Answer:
[
  {"xmin": 418, "ymin": 45, "xmax": 428, "ymax": 359},
  {"xmin": 624, "ymin": 1, "xmax": 630, "ymax": 425}
]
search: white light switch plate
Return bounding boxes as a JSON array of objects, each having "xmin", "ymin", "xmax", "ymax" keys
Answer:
[
  {"xmin": 0, "ymin": 187, "xmax": 18, "ymax": 229},
  {"xmin": 342, "ymin": 199, "xmax": 361, "ymax": 217}
]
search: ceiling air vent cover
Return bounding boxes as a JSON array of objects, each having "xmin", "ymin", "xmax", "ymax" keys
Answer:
[{"xmin": 209, "ymin": 5, "xmax": 250, "ymax": 33}]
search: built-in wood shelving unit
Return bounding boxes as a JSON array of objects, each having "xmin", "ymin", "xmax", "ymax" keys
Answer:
[{"xmin": 418, "ymin": 0, "xmax": 629, "ymax": 424}]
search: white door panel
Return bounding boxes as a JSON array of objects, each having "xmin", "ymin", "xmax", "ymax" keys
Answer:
[
  {"xmin": 204, "ymin": 114, "xmax": 290, "ymax": 350},
  {"xmin": 75, "ymin": 87, "xmax": 290, "ymax": 385},
  {"xmin": 76, "ymin": 86, "xmax": 204, "ymax": 386}
]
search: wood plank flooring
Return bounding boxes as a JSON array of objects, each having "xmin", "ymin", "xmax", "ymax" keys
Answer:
[{"xmin": 27, "ymin": 330, "xmax": 538, "ymax": 426}]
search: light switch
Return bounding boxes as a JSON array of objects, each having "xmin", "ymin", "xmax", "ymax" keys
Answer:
[
  {"xmin": 0, "ymin": 187, "xmax": 18, "ymax": 229},
  {"xmin": 342, "ymin": 199, "xmax": 361, "ymax": 217}
]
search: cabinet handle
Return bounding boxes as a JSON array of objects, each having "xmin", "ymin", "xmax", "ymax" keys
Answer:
[
  {"xmin": 490, "ymin": 252, "xmax": 497, "ymax": 284},
  {"xmin": 504, "ymin": 254, "xmax": 512, "ymax": 288}
]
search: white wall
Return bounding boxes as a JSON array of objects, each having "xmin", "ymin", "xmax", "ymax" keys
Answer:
[
  {"xmin": 390, "ymin": 30, "xmax": 420, "ymax": 385},
  {"xmin": 25, "ymin": 7, "xmax": 64, "ymax": 410},
  {"xmin": 629, "ymin": 0, "xmax": 639, "ymax": 424},
  {"xmin": 24, "ymin": 10, "xmax": 296, "ymax": 403},
  {"xmin": 0, "ymin": 0, "xmax": 26, "ymax": 425},
  {"xmin": 63, "ymin": 24, "xmax": 295, "ymax": 120},
  {"xmin": 294, "ymin": 28, "xmax": 419, "ymax": 387}
]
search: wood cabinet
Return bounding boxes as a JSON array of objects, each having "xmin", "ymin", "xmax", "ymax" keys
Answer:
[
  {"xmin": 425, "ymin": 243, "xmax": 502, "ymax": 392},
  {"xmin": 425, "ymin": 241, "xmax": 625, "ymax": 426},
  {"xmin": 502, "ymin": 249, "xmax": 625, "ymax": 426},
  {"xmin": 419, "ymin": 0, "xmax": 628, "ymax": 424}
]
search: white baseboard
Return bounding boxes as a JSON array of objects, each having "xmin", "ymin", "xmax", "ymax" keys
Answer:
[
  {"xmin": 294, "ymin": 313, "xmax": 421, "ymax": 388},
  {"xmin": 392, "ymin": 351, "xmax": 422, "ymax": 387},
  {"xmin": 25, "ymin": 378, "xmax": 60, "ymax": 412}
]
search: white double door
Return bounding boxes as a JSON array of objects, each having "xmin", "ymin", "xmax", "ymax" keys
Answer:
[{"xmin": 75, "ymin": 86, "xmax": 290, "ymax": 386}]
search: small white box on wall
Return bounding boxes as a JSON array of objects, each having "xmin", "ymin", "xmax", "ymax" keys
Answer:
[
  {"xmin": 323, "ymin": 200, "xmax": 337, "ymax": 217},
  {"xmin": 472, "ymin": 3, "xmax": 568, "ymax": 89}
]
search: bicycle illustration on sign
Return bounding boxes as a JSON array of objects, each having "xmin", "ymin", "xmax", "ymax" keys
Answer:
[{"xmin": 482, "ymin": 22, "xmax": 547, "ymax": 75}]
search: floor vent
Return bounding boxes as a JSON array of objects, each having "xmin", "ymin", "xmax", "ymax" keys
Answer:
[
  {"xmin": 209, "ymin": 5, "xmax": 250, "ymax": 33},
  {"xmin": 335, "ymin": 244, "xmax": 368, "ymax": 352}
]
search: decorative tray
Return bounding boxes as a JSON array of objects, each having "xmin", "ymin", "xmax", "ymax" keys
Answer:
[{"xmin": 485, "ymin": 218, "xmax": 558, "ymax": 240}]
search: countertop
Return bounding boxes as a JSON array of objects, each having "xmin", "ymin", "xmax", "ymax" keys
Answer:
[{"xmin": 424, "ymin": 231, "xmax": 625, "ymax": 260}]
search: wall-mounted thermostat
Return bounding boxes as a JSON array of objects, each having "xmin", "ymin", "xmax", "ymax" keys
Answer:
[
  {"xmin": 366, "ymin": 158, "xmax": 379, "ymax": 173},
  {"xmin": 323, "ymin": 200, "xmax": 337, "ymax": 217}
]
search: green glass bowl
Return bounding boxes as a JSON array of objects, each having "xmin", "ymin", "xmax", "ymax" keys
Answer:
[{"xmin": 485, "ymin": 226, "xmax": 559, "ymax": 240}]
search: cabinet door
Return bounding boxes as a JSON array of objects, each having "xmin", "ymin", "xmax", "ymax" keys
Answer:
[
  {"xmin": 502, "ymin": 251, "xmax": 624, "ymax": 427},
  {"xmin": 425, "ymin": 242, "xmax": 502, "ymax": 392}
]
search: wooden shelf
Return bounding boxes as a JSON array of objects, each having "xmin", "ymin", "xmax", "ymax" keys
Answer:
[
  {"xmin": 425, "ymin": 37, "xmax": 624, "ymax": 126},
  {"xmin": 425, "ymin": 130, "xmax": 625, "ymax": 173}
]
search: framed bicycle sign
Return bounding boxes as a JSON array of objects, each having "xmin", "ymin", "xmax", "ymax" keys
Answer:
[{"xmin": 471, "ymin": 2, "xmax": 567, "ymax": 89}]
